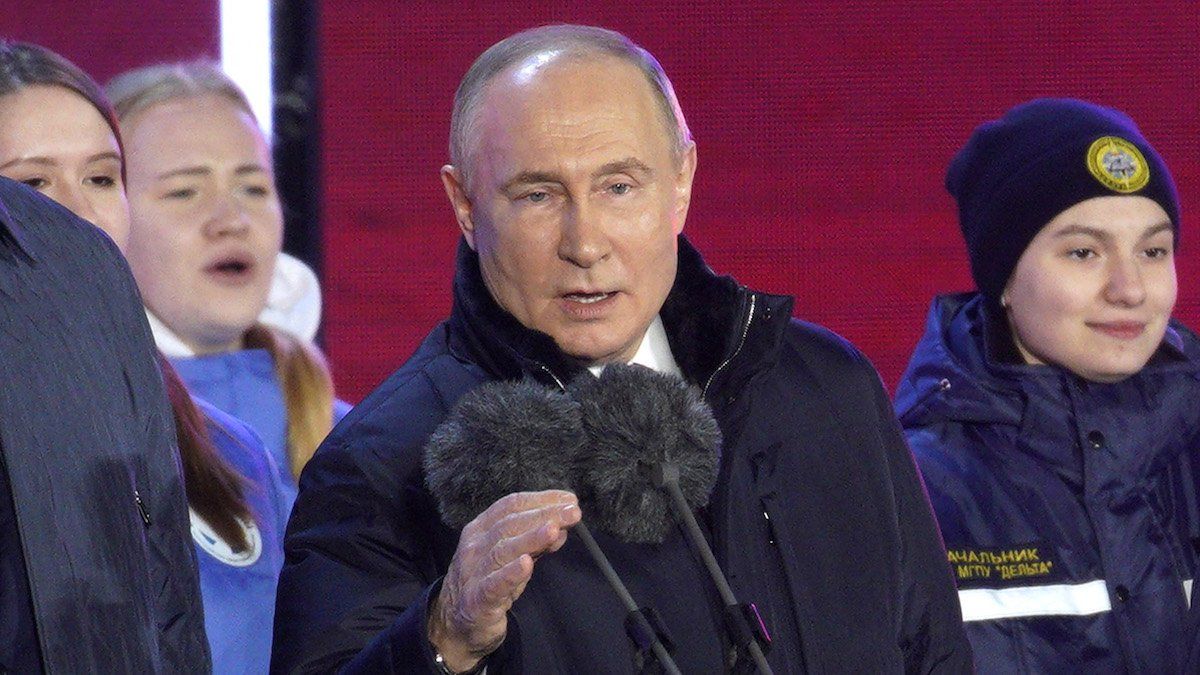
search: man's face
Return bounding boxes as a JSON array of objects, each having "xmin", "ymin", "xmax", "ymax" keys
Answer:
[{"xmin": 442, "ymin": 53, "xmax": 696, "ymax": 364}]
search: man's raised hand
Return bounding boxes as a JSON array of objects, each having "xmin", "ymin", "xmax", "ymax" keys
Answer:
[{"xmin": 427, "ymin": 490, "xmax": 581, "ymax": 671}]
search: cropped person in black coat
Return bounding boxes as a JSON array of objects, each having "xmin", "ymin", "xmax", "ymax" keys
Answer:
[{"xmin": 0, "ymin": 175, "xmax": 209, "ymax": 671}]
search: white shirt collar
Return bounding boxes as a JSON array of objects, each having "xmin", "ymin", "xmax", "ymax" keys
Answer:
[
  {"xmin": 587, "ymin": 315, "xmax": 682, "ymax": 378},
  {"xmin": 147, "ymin": 310, "xmax": 196, "ymax": 357}
]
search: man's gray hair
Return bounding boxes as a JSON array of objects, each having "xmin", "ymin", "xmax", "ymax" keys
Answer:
[{"xmin": 449, "ymin": 24, "xmax": 692, "ymax": 178}]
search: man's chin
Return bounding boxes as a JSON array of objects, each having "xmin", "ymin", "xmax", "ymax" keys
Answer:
[{"xmin": 556, "ymin": 335, "xmax": 638, "ymax": 367}]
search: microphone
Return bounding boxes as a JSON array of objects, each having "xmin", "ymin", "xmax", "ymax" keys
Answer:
[
  {"xmin": 570, "ymin": 364, "xmax": 774, "ymax": 675},
  {"xmin": 422, "ymin": 379, "xmax": 681, "ymax": 675}
]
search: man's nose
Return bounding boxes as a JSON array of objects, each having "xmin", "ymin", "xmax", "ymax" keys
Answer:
[
  {"xmin": 557, "ymin": 199, "xmax": 610, "ymax": 267},
  {"xmin": 1103, "ymin": 254, "xmax": 1147, "ymax": 307}
]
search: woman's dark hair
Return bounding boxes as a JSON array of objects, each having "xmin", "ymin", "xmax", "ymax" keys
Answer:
[
  {"xmin": 160, "ymin": 354, "xmax": 254, "ymax": 551},
  {"xmin": 0, "ymin": 40, "xmax": 255, "ymax": 551},
  {"xmin": 0, "ymin": 41, "xmax": 125, "ymax": 172}
]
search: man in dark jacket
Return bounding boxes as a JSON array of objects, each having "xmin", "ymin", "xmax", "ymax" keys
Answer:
[
  {"xmin": 274, "ymin": 25, "xmax": 970, "ymax": 673},
  {"xmin": 0, "ymin": 177, "xmax": 210, "ymax": 672}
]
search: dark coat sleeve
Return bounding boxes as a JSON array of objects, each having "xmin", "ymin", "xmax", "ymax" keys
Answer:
[
  {"xmin": 272, "ymin": 365, "xmax": 486, "ymax": 673},
  {"xmin": 863, "ymin": 357, "xmax": 973, "ymax": 672},
  {"xmin": 785, "ymin": 320, "xmax": 972, "ymax": 672},
  {"xmin": 111, "ymin": 243, "xmax": 213, "ymax": 670}
]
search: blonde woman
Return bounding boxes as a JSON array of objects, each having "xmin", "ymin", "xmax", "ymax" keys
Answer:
[{"xmin": 109, "ymin": 63, "xmax": 350, "ymax": 497}]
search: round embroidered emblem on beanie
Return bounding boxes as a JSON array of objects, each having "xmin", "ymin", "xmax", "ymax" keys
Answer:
[
  {"xmin": 945, "ymin": 98, "xmax": 1180, "ymax": 303},
  {"xmin": 1085, "ymin": 136, "xmax": 1149, "ymax": 193}
]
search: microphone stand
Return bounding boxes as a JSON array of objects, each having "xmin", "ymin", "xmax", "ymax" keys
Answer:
[
  {"xmin": 573, "ymin": 521, "xmax": 682, "ymax": 675},
  {"xmin": 653, "ymin": 464, "xmax": 774, "ymax": 675}
]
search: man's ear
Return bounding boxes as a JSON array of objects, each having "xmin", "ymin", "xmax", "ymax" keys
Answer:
[
  {"xmin": 673, "ymin": 142, "xmax": 698, "ymax": 236},
  {"xmin": 441, "ymin": 165, "xmax": 477, "ymax": 249}
]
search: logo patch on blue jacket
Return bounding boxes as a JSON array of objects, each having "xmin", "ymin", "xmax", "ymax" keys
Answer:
[{"xmin": 947, "ymin": 543, "xmax": 1060, "ymax": 588}]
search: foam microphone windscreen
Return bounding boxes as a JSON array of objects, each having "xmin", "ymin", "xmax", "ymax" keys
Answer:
[
  {"xmin": 568, "ymin": 364, "xmax": 722, "ymax": 544},
  {"xmin": 423, "ymin": 379, "xmax": 585, "ymax": 529}
]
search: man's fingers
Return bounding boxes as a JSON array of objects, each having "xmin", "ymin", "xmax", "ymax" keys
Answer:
[
  {"xmin": 484, "ymin": 509, "xmax": 578, "ymax": 571},
  {"xmin": 476, "ymin": 552, "xmax": 535, "ymax": 612},
  {"xmin": 468, "ymin": 490, "xmax": 577, "ymax": 535},
  {"xmin": 546, "ymin": 527, "xmax": 570, "ymax": 554},
  {"xmin": 492, "ymin": 501, "xmax": 580, "ymax": 539},
  {"xmin": 430, "ymin": 491, "xmax": 585, "ymax": 667}
]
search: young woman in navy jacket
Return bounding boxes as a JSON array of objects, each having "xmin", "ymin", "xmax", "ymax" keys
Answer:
[{"xmin": 896, "ymin": 98, "xmax": 1200, "ymax": 673}]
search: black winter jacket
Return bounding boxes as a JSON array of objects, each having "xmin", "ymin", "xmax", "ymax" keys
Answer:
[
  {"xmin": 273, "ymin": 238, "xmax": 971, "ymax": 673},
  {"xmin": 0, "ymin": 178, "xmax": 210, "ymax": 672}
]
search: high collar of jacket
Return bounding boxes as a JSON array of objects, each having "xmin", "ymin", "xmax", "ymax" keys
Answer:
[
  {"xmin": 896, "ymin": 291, "xmax": 1200, "ymax": 429},
  {"xmin": 446, "ymin": 235, "xmax": 793, "ymax": 391}
]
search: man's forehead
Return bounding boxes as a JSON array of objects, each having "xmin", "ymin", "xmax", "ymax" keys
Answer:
[
  {"xmin": 476, "ymin": 55, "xmax": 661, "ymax": 144},
  {"xmin": 487, "ymin": 50, "xmax": 648, "ymax": 104},
  {"xmin": 508, "ymin": 49, "xmax": 567, "ymax": 87}
]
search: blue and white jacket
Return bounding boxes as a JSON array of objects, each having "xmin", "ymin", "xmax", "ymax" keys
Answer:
[
  {"xmin": 193, "ymin": 399, "xmax": 293, "ymax": 674},
  {"xmin": 148, "ymin": 253, "xmax": 352, "ymax": 499},
  {"xmin": 152, "ymin": 341, "xmax": 351, "ymax": 501},
  {"xmin": 896, "ymin": 292, "xmax": 1200, "ymax": 674}
]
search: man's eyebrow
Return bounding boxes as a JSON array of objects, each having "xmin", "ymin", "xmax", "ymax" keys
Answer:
[
  {"xmin": 500, "ymin": 170, "xmax": 562, "ymax": 193},
  {"xmin": 499, "ymin": 159, "xmax": 654, "ymax": 193},
  {"xmin": 235, "ymin": 163, "xmax": 268, "ymax": 176},
  {"xmin": 593, "ymin": 158, "xmax": 652, "ymax": 179}
]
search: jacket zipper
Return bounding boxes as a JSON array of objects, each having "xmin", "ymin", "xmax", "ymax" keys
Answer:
[
  {"xmin": 762, "ymin": 501, "xmax": 777, "ymax": 545},
  {"xmin": 134, "ymin": 489, "xmax": 151, "ymax": 527},
  {"xmin": 896, "ymin": 377, "xmax": 952, "ymax": 426},
  {"xmin": 537, "ymin": 364, "xmax": 567, "ymax": 392},
  {"xmin": 703, "ymin": 293, "xmax": 756, "ymax": 399}
]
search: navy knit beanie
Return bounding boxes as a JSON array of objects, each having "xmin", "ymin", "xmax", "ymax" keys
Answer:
[{"xmin": 946, "ymin": 98, "xmax": 1180, "ymax": 302}]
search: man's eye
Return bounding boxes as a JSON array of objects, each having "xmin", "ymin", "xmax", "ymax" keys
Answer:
[
  {"xmin": 20, "ymin": 177, "xmax": 47, "ymax": 190},
  {"xmin": 1066, "ymin": 248, "xmax": 1096, "ymax": 260},
  {"xmin": 1145, "ymin": 246, "xmax": 1172, "ymax": 259},
  {"xmin": 525, "ymin": 191, "xmax": 549, "ymax": 203},
  {"xmin": 610, "ymin": 182, "xmax": 632, "ymax": 195},
  {"xmin": 164, "ymin": 188, "xmax": 196, "ymax": 200},
  {"xmin": 87, "ymin": 175, "xmax": 117, "ymax": 188},
  {"xmin": 244, "ymin": 185, "xmax": 270, "ymax": 198}
]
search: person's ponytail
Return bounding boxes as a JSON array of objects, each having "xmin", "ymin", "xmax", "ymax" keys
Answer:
[{"xmin": 244, "ymin": 324, "xmax": 335, "ymax": 479}]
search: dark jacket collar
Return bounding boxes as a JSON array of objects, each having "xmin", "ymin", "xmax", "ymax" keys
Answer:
[
  {"xmin": 446, "ymin": 235, "xmax": 792, "ymax": 391},
  {"xmin": 896, "ymin": 291, "xmax": 1200, "ymax": 428}
]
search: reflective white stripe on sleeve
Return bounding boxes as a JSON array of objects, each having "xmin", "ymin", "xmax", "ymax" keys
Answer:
[
  {"xmin": 958, "ymin": 580, "xmax": 1112, "ymax": 622},
  {"xmin": 1185, "ymin": 579, "xmax": 1193, "ymax": 608}
]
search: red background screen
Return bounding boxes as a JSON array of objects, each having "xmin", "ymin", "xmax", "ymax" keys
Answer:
[
  {"xmin": 6, "ymin": 3, "xmax": 1199, "ymax": 402},
  {"xmin": 319, "ymin": 2, "xmax": 1200, "ymax": 401}
]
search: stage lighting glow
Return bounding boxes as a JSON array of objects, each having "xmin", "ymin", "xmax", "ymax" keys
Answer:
[{"xmin": 220, "ymin": 0, "xmax": 273, "ymax": 138}]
